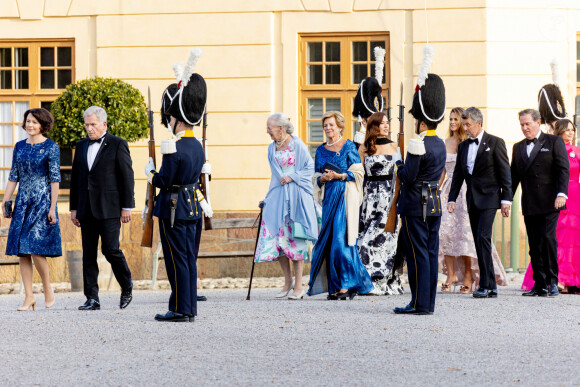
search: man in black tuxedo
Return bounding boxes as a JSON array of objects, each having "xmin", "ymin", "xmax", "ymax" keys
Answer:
[
  {"xmin": 448, "ymin": 107, "xmax": 512, "ymax": 298},
  {"xmin": 511, "ymin": 109, "xmax": 569, "ymax": 297},
  {"xmin": 70, "ymin": 106, "xmax": 135, "ymax": 310}
]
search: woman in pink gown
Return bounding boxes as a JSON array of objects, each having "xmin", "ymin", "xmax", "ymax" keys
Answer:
[
  {"xmin": 438, "ymin": 108, "xmax": 508, "ymax": 293},
  {"xmin": 521, "ymin": 119, "xmax": 580, "ymax": 293}
]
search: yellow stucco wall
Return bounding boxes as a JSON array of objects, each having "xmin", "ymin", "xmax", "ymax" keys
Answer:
[{"xmin": 1, "ymin": 0, "xmax": 579, "ymax": 214}]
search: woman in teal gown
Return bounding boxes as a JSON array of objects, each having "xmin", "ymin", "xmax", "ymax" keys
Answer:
[{"xmin": 307, "ymin": 111, "xmax": 373, "ymax": 300}]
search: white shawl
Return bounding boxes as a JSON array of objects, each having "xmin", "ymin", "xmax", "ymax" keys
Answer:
[{"xmin": 312, "ymin": 163, "xmax": 364, "ymax": 246}]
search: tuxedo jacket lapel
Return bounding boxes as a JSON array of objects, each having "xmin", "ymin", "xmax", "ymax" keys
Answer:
[
  {"xmin": 522, "ymin": 133, "xmax": 544, "ymax": 176},
  {"xmin": 472, "ymin": 131, "xmax": 488, "ymax": 174},
  {"xmin": 91, "ymin": 132, "xmax": 109, "ymax": 171}
]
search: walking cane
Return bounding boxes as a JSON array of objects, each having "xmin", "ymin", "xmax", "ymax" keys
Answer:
[{"xmin": 246, "ymin": 202, "xmax": 265, "ymax": 300}]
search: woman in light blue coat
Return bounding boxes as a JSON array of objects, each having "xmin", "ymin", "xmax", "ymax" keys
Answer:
[{"xmin": 254, "ymin": 113, "xmax": 319, "ymax": 299}]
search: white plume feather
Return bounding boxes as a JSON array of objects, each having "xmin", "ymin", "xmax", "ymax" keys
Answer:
[
  {"xmin": 374, "ymin": 46, "xmax": 386, "ymax": 85},
  {"xmin": 417, "ymin": 45, "xmax": 434, "ymax": 87},
  {"xmin": 550, "ymin": 57, "xmax": 560, "ymax": 87},
  {"xmin": 172, "ymin": 62, "xmax": 184, "ymax": 82},
  {"xmin": 181, "ymin": 48, "xmax": 203, "ymax": 87}
]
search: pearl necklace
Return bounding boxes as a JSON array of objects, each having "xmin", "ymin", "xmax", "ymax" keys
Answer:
[
  {"xmin": 276, "ymin": 134, "xmax": 289, "ymax": 147},
  {"xmin": 326, "ymin": 136, "xmax": 343, "ymax": 147}
]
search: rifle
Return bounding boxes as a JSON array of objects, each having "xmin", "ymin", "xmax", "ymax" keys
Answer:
[
  {"xmin": 199, "ymin": 112, "xmax": 213, "ymax": 230},
  {"xmin": 141, "ymin": 87, "xmax": 156, "ymax": 247},
  {"xmin": 384, "ymin": 82, "xmax": 405, "ymax": 233}
]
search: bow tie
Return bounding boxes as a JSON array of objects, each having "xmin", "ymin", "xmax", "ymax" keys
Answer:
[
  {"xmin": 467, "ymin": 138, "xmax": 479, "ymax": 145},
  {"xmin": 525, "ymin": 138, "xmax": 537, "ymax": 146},
  {"xmin": 89, "ymin": 137, "xmax": 103, "ymax": 145}
]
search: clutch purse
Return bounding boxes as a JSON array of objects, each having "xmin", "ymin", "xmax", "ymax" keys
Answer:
[
  {"xmin": 292, "ymin": 222, "xmax": 315, "ymax": 241},
  {"xmin": 322, "ymin": 162, "xmax": 342, "ymax": 174},
  {"xmin": 4, "ymin": 200, "xmax": 13, "ymax": 218}
]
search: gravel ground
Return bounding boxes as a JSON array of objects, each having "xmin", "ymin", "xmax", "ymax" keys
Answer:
[{"xmin": 1, "ymin": 283, "xmax": 579, "ymax": 386}]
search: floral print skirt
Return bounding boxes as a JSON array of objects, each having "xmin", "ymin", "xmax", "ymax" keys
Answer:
[{"xmin": 254, "ymin": 218, "xmax": 310, "ymax": 263}]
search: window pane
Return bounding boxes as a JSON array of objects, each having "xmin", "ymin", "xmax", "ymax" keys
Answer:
[
  {"xmin": 0, "ymin": 70, "xmax": 11, "ymax": 89},
  {"xmin": 14, "ymin": 48, "xmax": 28, "ymax": 67},
  {"xmin": 370, "ymin": 63, "xmax": 385, "ymax": 84},
  {"xmin": 353, "ymin": 42, "xmax": 367, "ymax": 61},
  {"xmin": 1, "ymin": 125, "xmax": 13, "ymax": 144},
  {"xmin": 0, "ymin": 102, "xmax": 12, "ymax": 122},
  {"xmin": 0, "ymin": 147, "xmax": 13, "ymax": 167},
  {"xmin": 308, "ymin": 144, "xmax": 318, "ymax": 159},
  {"xmin": 308, "ymin": 42, "xmax": 322, "ymax": 62},
  {"xmin": 577, "ymin": 62, "xmax": 580, "ymax": 82},
  {"xmin": 15, "ymin": 70, "xmax": 28, "ymax": 89},
  {"xmin": 15, "ymin": 102, "xmax": 29, "ymax": 130},
  {"xmin": 41, "ymin": 47, "xmax": 55, "ymax": 67},
  {"xmin": 326, "ymin": 98, "xmax": 341, "ymax": 112},
  {"xmin": 40, "ymin": 101, "xmax": 52, "ymax": 111},
  {"xmin": 57, "ymin": 47, "xmax": 72, "ymax": 66},
  {"xmin": 57, "ymin": 69, "xmax": 72, "ymax": 89},
  {"xmin": 308, "ymin": 121, "xmax": 323, "ymax": 142},
  {"xmin": 41, "ymin": 69, "xmax": 55, "ymax": 88},
  {"xmin": 307, "ymin": 98, "xmax": 323, "ymax": 119},
  {"xmin": 308, "ymin": 64, "xmax": 323, "ymax": 84},
  {"xmin": 577, "ymin": 41, "xmax": 580, "ymax": 60},
  {"xmin": 326, "ymin": 42, "xmax": 340, "ymax": 62},
  {"xmin": 353, "ymin": 64, "xmax": 367, "ymax": 84},
  {"xmin": 0, "ymin": 48, "xmax": 11, "ymax": 67},
  {"xmin": 325, "ymin": 64, "xmax": 340, "ymax": 84}
]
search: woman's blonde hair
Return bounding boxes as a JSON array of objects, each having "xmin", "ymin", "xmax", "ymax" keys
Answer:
[
  {"xmin": 321, "ymin": 111, "xmax": 345, "ymax": 135},
  {"xmin": 448, "ymin": 107, "xmax": 467, "ymax": 142}
]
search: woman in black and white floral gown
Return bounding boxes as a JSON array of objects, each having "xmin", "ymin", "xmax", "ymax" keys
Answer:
[{"xmin": 357, "ymin": 112, "xmax": 403, "ymax": 295}]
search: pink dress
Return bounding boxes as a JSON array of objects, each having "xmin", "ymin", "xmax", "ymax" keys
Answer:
[
  {"xmin": 439, "ymin": 153, "xmax": 508, "ymax": 287},
  {"xmin": 521, "ymin": 144, "xmax": 580, "ymax": 290}
]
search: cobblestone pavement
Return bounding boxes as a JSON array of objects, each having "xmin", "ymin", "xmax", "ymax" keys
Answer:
[{"xmin": 1, "ymin": 279, "xmax": 579, "ymax": 386}]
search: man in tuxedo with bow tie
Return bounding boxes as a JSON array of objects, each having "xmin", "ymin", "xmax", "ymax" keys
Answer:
[
  {"xmin": 511, "ymin": 109, "xmax": 569, "ymax": 297},
  {"xmin": 70, "ymin": 106, "xmax": 135, "ymax": 310},
  {"xmin": 448, "ymin": 107, "xmax": 512, "ymax": 298}
]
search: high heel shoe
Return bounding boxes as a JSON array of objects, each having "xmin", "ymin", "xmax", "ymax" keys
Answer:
[
  {"xmin": 460, "ymin": 281, "xmax": 474, "ymax": 294},
  {"xmin": 45, "ymin": 299, "xmax": 55, "ymax": 309},
  {"xmin": 288, "ymin": 289, "xmax": 307, "ymax": 300},
  {"xmin": 441, "ymin": 275, "xmax": 458, "ymax": 293},
  {"xmin": 336, "ymin": 291, "xmax": 352, "ymax": 300},
  {"xmin": 275, "ymin": 279, "xmax": 295, "ymax": 298},
  {"xmin": 17, "ymin": 300, "xmax": 36, "ymax": 311}
]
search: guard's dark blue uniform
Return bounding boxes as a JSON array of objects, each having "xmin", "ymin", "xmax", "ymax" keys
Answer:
[
  {"xmin": 152, "ymin": 130, "xmax": 204, "ymax": 317},
  {"xmin": 396, "ymin": 130, "xmax": 446, "ymax": 313}
]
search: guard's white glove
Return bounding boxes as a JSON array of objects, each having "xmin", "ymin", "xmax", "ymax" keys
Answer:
[
  {"xmin": 144, "ymin": 157, "xmax": 155, "ymax": 183},
  {"xmin": 201, "ymin": 162, "xmax": 211, "ymax": 175},
  {"xmin": 199, "ymin": 199, "xmax": 213, "ymax": 218}
]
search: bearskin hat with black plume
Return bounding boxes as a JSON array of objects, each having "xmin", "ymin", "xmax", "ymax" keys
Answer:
[
  {"xmin": 409, "ymin": 46, "xmax": 446, "ymax": 130},
  {"xmin": 164, "ymin": 48, "xmax": 207, "ymax": 128},
  {"xmin": 352, "ymin": 47, "xmax": 386, "ymax": 145},
  {"xmin": 538, "ymin": 58, "xmax": 566, "ymax": 126}
]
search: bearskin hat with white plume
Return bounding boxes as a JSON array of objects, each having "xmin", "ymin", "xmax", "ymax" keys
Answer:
[
  {"xmin": 538, "ymin": 58, "xmax": 566, "ymax": 125},
  {"xmin": 409, "ymin": 46, "xmax": 446, "ymax": 129},
  {"xmin": 352, "ymin": 47, "xmax": 386, "ymax": 119},
  {"xmin": 165, "ymin": 48, "xmax": 207, "ymax": 127}
]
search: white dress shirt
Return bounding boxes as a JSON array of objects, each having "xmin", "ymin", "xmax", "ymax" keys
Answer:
[
  {"xmin": 525, "ymin": 130, "xmax": 541, "ymax": 157},
  {"xmin": 87, "ymin": 134, "xmax": 106, "ymax": 170},
  {"xmin": 466, "ymin": 130, "xmax": 484, "ymax": 175}
]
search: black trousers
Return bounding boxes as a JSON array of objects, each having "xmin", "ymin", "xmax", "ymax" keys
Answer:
[
  {"xmin": 159, "ymin": 218, "xmax": 200, "ymax": 316},
  {"xmin": 400, "ymin": 216, "xmax": 440, "ymax": 313},
  {"xmin": 80, "ymin": 211, "xmax": 132, "ymax": 301},
  {"xmin": 468, "ymin": 207, "xmax": 497, "ymax": 290},
  {"xmin": 524, "ymin": 212, "xmax": 559, "ymax": 289}
]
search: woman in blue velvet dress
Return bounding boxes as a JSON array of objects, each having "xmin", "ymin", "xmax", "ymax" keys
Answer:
[
  {"xmin": 2, "ymin": 108, "xmax": 61, "ymax": 311},
  {"xmin": 308, "ymin": 111, "xmax": 373, "ymax": 300}
]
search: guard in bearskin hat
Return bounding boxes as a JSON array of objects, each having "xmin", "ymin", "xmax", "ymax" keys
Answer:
[
  {"xmin": 538, "ymin": 58, "xmax": 567, "ymax": 133},
  {"xmin": 393, "ymin": 46, "xmax": 446, "ymax": 315},
  {"xmin": 353, "ymin": 47, "xmax": 387, "ymax": 148},
  {"xmin": 145, "ymin": 49, "xmax": 212, "ymax": 322}
]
